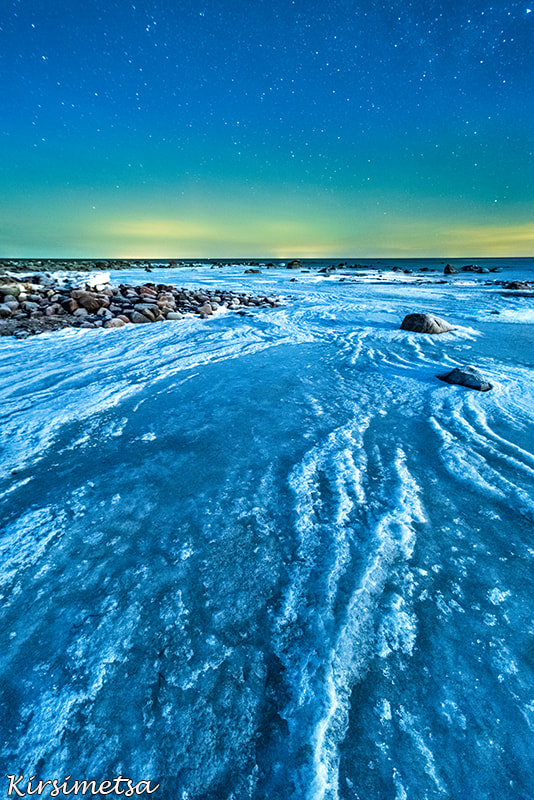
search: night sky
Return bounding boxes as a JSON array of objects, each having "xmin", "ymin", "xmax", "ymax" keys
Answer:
[{"xmin": 1, "ymin": 0, "xmax": 533, "ymax": 258}]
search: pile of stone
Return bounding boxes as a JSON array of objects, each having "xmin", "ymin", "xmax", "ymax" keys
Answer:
[{"xmin": 0, "ymin": 274, "xmax": 284, "ymax": 338}]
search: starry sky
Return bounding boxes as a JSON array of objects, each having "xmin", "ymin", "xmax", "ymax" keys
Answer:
[{"xmin": 1, "ymin": 0, "xmax": 533, "ymax": 258}]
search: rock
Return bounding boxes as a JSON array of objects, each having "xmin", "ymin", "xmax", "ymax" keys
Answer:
[
  {"xmin": 61, "ymin": 298, "xmax": 79, "ymax": 313},
  {"xmin": 104, "ymin": 318, "xmax": 126, "ymax": 328},
  {"xmin": 400, "ymin": 313, "xmax": 455, "ymax": 334},
  {"xmin": 503, "ymin": 281, "xmax": 531, "ymax": 290},
  {"xmin": 70, "ymin": 291, "xmax": 107, "ymax": 313},
  {"xmin": 287, "ymin": 260, "xmax": 303, "ymax": 269},
  {"xmin": 166, "ymin": 312, "xmax": 185, "ymax": 320},
  {"xmin": 198, "ymin": 303, "xmax": 213, "ymax": 316},
  {"xmin": 45, "ymin": 303, "xmax": 63, "ymax": 316},
  {"xmin": 1, "ymin": 284, "xmax": 22, "ymax": 297},
  {"xmin": 131, "ymin": 311, "xmax": 152, "ymax": 323},
  {"xmin": 0, "ymin": 304, "xmax": 12, "ymax": 317},
  {"xmin": 73, "ymin": 307, "xmax": 89, "ymax": 317},
  {"xmin": 444, "ymin": 263, "xmax": 458, "ymax": 274},
  {"xmin": 244, "ymin": 268, "xmax": 261, "ymax": 274},
  {"xmin": 21, "ymin": 301, "xmax": 40, "ymax": 313},
  {"xmin": 437, "ymin": 366, "xmax": 493, "ymax": 392},
  {"xmin": 134, "ymin": 302, "xmax": 160, "ymax": 315},
  {"xmin": 460, "ymin": 264, "xmax": 478, "ymax": 272}
]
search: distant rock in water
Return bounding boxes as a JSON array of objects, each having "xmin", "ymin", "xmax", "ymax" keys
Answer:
[
  {"xmin": 400, "ymin": 313, "xmax": 455, "ymax": 334},
  {"xmin": 437, "ymin": 366, "xmax": 493, "ymax": 392},
  {"xmin": 503, "ymin": 281, "xmax": 531, "ymax": 290},
  {"xmin": 444, "ymin": 263, "xmax": 459, "ymax": 274},
  {"xmin": 286, "ymin": 260, "xmax": 302, "ymax": 269}
]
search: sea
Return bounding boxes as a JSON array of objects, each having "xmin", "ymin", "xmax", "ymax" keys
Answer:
[{"xmin": 1, "ymin": 257, "xmax": 533, "ymax": 799}]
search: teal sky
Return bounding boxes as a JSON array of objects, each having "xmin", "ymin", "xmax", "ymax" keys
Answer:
[{"xmin": 2, "ymin": 0, "xmax": 533, "ymax": 258}]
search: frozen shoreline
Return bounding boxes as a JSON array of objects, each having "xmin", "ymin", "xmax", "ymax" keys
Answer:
[{"xmin": 1, "ymin": 259, "xmax": 533, "ymax": 799}]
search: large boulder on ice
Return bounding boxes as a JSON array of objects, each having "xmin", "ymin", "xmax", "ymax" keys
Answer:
[
  {"xmin": 400, "ymin": 313, "xmax": 454, "ymax": 334},
  {"xmin": 437, "ymin": 366, "xmax": 493, "ymax": 392}
]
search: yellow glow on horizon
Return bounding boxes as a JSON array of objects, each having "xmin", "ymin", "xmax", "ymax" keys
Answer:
[
  {"xmin": 100, "ymin": 213, "xmax": 534, "ymax": 259},
  {"xmin": 444, "ymin": 222, "xmax": 534, "ymax": 256},
  {"xmin": 2, "ymin": 190, "xmax": 533, "ymax": 258}
]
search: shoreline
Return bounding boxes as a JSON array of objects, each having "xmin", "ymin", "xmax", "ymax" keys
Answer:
[{"xmin": 0, "ymin": 256, "xmax": 528, "ymax": 275}]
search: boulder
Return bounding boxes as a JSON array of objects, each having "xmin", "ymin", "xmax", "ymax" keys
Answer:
[
  {"xmin": 437, "ymin": 366, "xmax": 493, "ymax": 392},
  {"xmin": 287, "ymin": 260, "xmax": 303, "ymax": 269},
  {"xmin": 444, "ymin": 263, "xmax": 458, "ymax": 274},
  {"xmin": 400, "ymin": 313, "xmax": 455, "ymax": 334},
  {"xmin": 166, "ymin": 311, "xmax": 185, "ymax": 320},
  {"xmin": 104, "ymin": 318, "xmax": 126, "ymax": 328}
]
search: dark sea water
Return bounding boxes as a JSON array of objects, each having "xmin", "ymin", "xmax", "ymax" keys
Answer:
[{"xmin": 1, "ymin": 258, "xmax": 533, "ymax": 799}]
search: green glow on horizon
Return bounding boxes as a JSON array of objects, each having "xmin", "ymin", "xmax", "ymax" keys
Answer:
[
  {"xmin": 2, "ymin": 184, "xmax": 533, "ymax": 259},
  {"xmin": 0, "ymin": 209, "xmax": 534, "ymax": 258}
]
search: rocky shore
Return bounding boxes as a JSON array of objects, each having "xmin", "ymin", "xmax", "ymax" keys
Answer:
[{"xmin": 0, "ymin": 274, "xmax": 284, "ymax": 338}]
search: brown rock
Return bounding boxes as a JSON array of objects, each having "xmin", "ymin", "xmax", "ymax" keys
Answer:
[
  {"xmin": 65, "ymin": 298, "xmax": 80, "ymax": 313},
  {"xmin": 70, "ymin": 291, "xmax": 107, "ymax": 313}
]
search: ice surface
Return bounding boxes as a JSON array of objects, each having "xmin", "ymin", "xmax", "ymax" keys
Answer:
[{"xmin": 1, "ymin": 261, "xmax": 533, "ymax": 799}]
